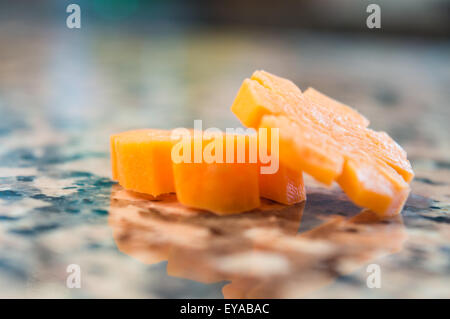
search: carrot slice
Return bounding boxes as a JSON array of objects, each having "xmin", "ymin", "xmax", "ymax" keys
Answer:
[{"xmin": 231, "ymin": 70, "xmax": 413, "ymax": 216}]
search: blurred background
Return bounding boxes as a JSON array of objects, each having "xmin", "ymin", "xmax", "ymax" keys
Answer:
[
  {"xmin": 0, "ymin": 0, "xmax": 448, "ymax": 138},
  {"xmin": 0, "ymin": 0, "xmax": 448, "ymax": 142},
  {"xmin": 1, "ymin": 0, "xmax": 449, "ymax": 35},
  {"xmin": 0, "ymin": 0, "xmax": 449, "ymax": 298}
]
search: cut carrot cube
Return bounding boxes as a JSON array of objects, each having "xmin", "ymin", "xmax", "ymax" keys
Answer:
[
  {"xmin": 172, "ymin": 133, "xmax": 261, "ymax": 215},
  {"xmin": 110, "ymin": 129, "xmax": 175, "ymax": 196},
  {"xmin": 256, "ymin": 125, "xmax": 306, "ymax": 205},
  {"xmin": 173, "ymin": 158, "xmax": 261, "ymax": 214},
  {"xmin": 231, "ymin": 70, "xmax": 414, "ymax": 216},
  {"xmin": 259, "ymin": 164, "xmax": 306, "ymax": 205}
]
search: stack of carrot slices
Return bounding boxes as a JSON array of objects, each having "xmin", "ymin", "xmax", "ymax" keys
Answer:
[{"xmin": 110, "ymin": 70, "xmax": 413, "ymax": 217}]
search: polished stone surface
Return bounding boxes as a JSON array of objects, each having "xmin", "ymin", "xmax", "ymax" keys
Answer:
[{"xmin": 0, "ymin": 23, "xmax": 449, "ymax": 298}]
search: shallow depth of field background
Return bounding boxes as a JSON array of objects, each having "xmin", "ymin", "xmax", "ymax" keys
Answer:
[
  {"xmin": 0, "ymin": 0, "xmax": 448, "ymax": 148},
  {"xmin": 0, "ymin": 0, "xmax": 448, "ymax": 298}
]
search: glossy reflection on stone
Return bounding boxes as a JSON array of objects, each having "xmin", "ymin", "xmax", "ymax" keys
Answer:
[{"xmin": 108, "ymin": 184, "xmax": 407, "ymax": 298}]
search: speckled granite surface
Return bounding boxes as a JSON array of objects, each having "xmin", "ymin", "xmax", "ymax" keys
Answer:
[{"xmin": 0, "ymin": 25, "xmax": 449, "ymax": 298}]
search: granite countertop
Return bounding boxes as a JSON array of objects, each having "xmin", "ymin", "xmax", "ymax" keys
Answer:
[{"xmin": 0, "ymin": 25, "xmax": 449, "ymax": 298}]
